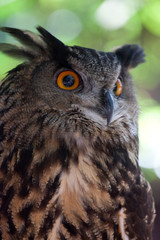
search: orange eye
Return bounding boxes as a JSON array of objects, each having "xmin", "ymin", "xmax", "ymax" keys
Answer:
[
  {"xmin": 114, "ymin": 78, "xmax": 123, "ymax": 96},
  {"xmin": 57, "ymin": 70, "xmax": 80, "ymax": 90}
]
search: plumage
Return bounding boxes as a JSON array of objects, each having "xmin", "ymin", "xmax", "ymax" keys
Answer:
[{"xmin": 0, "ymin": 27, "xmax": 155, "ymax": 240}]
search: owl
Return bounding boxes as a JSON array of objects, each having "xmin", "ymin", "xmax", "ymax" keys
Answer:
[{"xmin": 0, "ymin": 27, "xmax": 155, "ymax": 240}]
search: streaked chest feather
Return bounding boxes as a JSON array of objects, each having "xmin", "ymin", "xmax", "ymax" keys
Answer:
[{"xmin": 0, "ymin": 125, "xmax": 153, "ymax": 240}]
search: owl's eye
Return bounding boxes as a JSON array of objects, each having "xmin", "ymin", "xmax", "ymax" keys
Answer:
[
  {"xmin": 114, "ymin": 78, "xmax": 123, "ymax": 96},
  {"xmin": 57, "ymin": 70, "xmax": 80, "ymax": 90}
]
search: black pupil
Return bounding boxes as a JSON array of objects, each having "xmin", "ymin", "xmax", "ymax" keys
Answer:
[{"xmin": 63, "ymin": 75, "xmax": 75, "ymax": 87}]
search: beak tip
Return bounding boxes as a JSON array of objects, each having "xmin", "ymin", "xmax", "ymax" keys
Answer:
[{"xmin": 107, "ymin": 116, "xmax": 112, "ymax": 126}]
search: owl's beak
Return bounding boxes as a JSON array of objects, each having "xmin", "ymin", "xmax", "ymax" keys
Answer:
[{"xmin": 103, "ymin": 89, "xmax": 114, "ymax": 125}]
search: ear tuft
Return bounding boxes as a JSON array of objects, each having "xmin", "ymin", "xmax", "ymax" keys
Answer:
[
  {"xmin": 115, "ymin": 44, "xmax": 145, "ymax": 69},
  {"xmin": 36, "ymin": 26, "xmax": 66, "ymax": 52},
  {"xmin": 0, "ymin": 26, "xmax": 68, "ymax": 61}
]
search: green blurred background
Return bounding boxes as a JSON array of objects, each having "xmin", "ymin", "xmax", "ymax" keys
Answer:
[{"xmin": 0, "ymin": 0, "xmax": 160, "ymax": 238}]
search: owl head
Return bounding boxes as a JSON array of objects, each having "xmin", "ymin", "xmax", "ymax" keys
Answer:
[{"xmin": 0, "ymin": 27, "xmax": 145, "ymax": 134}]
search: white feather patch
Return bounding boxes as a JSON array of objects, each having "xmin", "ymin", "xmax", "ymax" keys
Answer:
[{"xmin": 119, "ymin": 208, "xmax": 129, "ymax": 240}]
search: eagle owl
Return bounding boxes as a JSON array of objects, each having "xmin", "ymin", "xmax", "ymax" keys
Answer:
[{"xmin": 0, "ymin": 27, "xmax": 155, "ymax": 240}]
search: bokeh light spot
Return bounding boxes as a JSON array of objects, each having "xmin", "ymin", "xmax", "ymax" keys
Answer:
[
  {"xmin": 95, "ymin": 0, "xmax": 140, "ymax": 30},
  {"xmin": 5, "ymin": 12, "xmax": 39, "ymax": 31},
  {"xmin": 47, "ymin": 9, "xmax": 82, "ymax": 42},
  {"xmin": 0, "ymin": 0, "xmax": 16, "ymax": 7}
]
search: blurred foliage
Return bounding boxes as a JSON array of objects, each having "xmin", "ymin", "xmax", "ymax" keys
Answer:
[{"xmin": 0, "ymin": 0, "xmax": 160, "ymax": 182}]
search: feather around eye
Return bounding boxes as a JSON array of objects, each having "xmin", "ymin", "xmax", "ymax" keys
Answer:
[{"xmin": 57, "ymin": 70, "xmax": 80, "ymax": 90}]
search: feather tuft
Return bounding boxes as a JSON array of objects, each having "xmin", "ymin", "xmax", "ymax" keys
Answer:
[
  {"xmin": 0, "ymin": 43, "xmax": 36, "ymax": 60},
  {"xmin": 115, "ymin": 44, "xmax": 145, "ymax": 69},
  {"xmin": 0, "ymin": 26, "xmax": 67, "ymax": 61}
]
